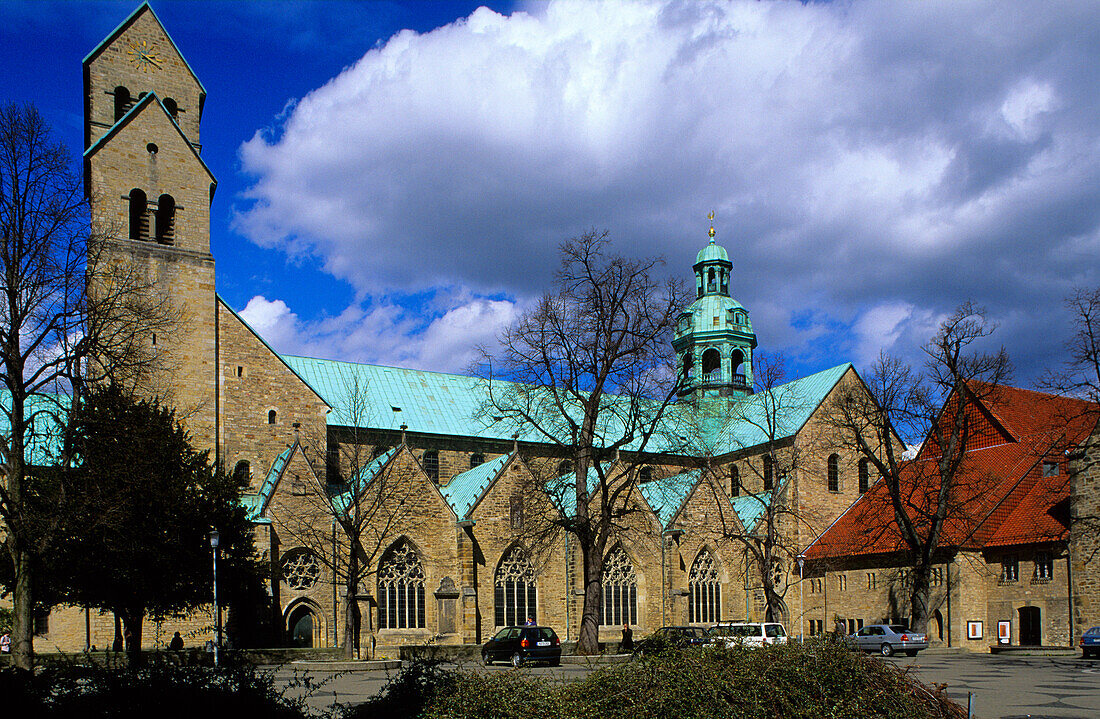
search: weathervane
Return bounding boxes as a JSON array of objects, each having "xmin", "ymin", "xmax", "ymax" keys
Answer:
[{"xmin": 707, "ymin": 211, "xmax": 716, "ymax": 241}]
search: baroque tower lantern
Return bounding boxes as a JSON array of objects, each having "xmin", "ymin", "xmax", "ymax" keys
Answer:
[{"xmin": 672, "ymin": 215, "xmax": 757, "ymax": 399}]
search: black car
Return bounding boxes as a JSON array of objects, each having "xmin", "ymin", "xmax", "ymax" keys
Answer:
[
  {"xmin": 481, "ymin": 625, "xmax": 562, "ymax": 667},
  {"xmin": 633, "ymin": 626, "xmax": 709, "ymax": 655}
]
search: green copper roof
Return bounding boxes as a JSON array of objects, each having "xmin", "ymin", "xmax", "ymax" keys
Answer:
[
  {"xmin": 242, "ymin": 443, "xmax": 295, "ymax": 523},
  {"xmin": 713, "ymin": 363, "xmax": 851, "ymax": 454},
  {"xmin": 330, "ymin": 446, "xmax": 400, "ymax": 517},
  {"xmin": 639, "ymin": 469, "xmax": 700, "ymax": 527},
  {"xmin": 0, "ymin": 391, "xmax": 69, "ymax": 467},
  {"xmin": 440, "ymin": 452, "xmax": 512, "ymax": 520},
  {"xmin": 695, "ymin": 240, "xmax": 730, "ymax": 265}
]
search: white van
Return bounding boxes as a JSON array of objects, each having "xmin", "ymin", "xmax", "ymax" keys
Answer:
[{"xmin": 707, "ymin": 622, "xmax": 788, "ymax": 648}]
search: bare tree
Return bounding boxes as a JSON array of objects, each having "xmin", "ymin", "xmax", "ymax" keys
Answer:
[
  {"xmin": 1040, "ymin": 287, "xmax": 1100, "ymax": 555},
  {"xmin": 701, "ymin": 353, "xmax": 811, "ymax": 624},
  {"xmin": 479, "ymin": 230, "xmax": 689, "ymax": 654},
  {"xmin": 820, "ymin": 302, "xmax": 1011, "ymax": 633},
  {"xmin": 273, "ymin": 377, "xmax": 426, "ymax": 659},
  {"xmin": 0, "ymin": 103, "xmax": 176, "ymax": 670}
]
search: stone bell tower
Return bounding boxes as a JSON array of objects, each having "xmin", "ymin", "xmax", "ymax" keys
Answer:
[
  {"xmin": 672, "ymin": 214, "xmax": 757, "ymax": 399},
  {"xmin": 82, "ymin": 2, "xmax": 218, "ymax": 450}
]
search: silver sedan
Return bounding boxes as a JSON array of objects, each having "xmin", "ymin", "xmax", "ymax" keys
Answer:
[{"xmin": 850, "ymin": 624, "xmax": 928, "ymax": 657}]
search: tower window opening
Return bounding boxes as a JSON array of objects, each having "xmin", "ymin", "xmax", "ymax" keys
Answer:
[
  {"xmin": 828, "ymin": 454, "xmax": 839, "ymax": 492},
  {"xmin": 268, "ymin": 409, "xmax": 277, "ymax": 425},
  {"xmin": 163, "ymin": 97, "xmax": 178, "ymax": 119},
  {"xmin": 113, "ymin": 86, "xmax": 131, "ymax": 120},
  {"xmin": 720, "ymin": 271, "xmax": 728, "ymax": 295},
  {"xmin": 731, "ymin": 349, "xmax": 745, "ymax": 386},
  {"xmin": 682, "ymin": 352, "xmax": 695, "ymax": 379},
  {"xmin": 128, "ymin": 188, "xmax": 148, "ymax": 240},
  {"xmin": 155, "ymin": 194, "xmax": 175, "ymax": 244},
  {"xmin": 701, "ymin": 348, "xmax": 720, "ymax": 382},
  {"xmin": 707, "ymin": 268, "xmax": 716, "ymax": 293}
]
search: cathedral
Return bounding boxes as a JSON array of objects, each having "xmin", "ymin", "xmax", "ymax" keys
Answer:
[{"xmin": 31, "ymin": 3, "xmax": 1100, "ymax": 655}]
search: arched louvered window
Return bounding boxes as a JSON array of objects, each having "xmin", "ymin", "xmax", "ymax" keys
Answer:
[
  {"xmin": 495, "ymin": 546, "xmax": 536, "ymax": 627},
  {"xmin": 155, "ymin": 194, "xmax": 175, "ymax": 244},
  {"xmin": 688, "ymin": 549, "xmax": 721, "ymax": 624},
  {"xmin": 114, "ymin": 86, "xmax": 131, "ymax": 120},
  {"xmin": 828, "ymin": 454, "xmax": 840, "ymax": 492},
  {"xmin": 600, "ymin": 546, "xmax": 637, "ymax": 626},
  {"xmin": 128, "ymin": 188, "xmax": 148, "ymax": 240},
  {"xmin": 162, "ymin": 97, "xmax": 178, "ymax": 119},
  {"xmin": 858, "ymin": 458, "xmax": 869, "ymax": 494},
  {"xmin": 378, "ymin": 540, "xmax": 425, "ymax": 629}
]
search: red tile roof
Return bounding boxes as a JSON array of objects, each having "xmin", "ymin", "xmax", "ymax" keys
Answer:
[{"xmin": 805, "ymin": 385, "xmax": 1096, "ymax": 560}]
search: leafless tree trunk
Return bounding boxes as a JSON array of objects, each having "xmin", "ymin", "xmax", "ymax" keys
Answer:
[
  {"xmin": 701, "ymin": 354, "xmax": 810, "ymax": 624},
  {"xmin": 820, "ymin": 302, "xmax": 1011, "ymax": 633},
  {"xmin": 0, "ymin": 103, "xmax": 177, "ymax": 670},
  {"xmin": 478, "ymin": 230, "xmax": 689, "ymax": 654}
]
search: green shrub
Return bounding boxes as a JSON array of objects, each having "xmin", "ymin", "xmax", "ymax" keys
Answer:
[
  {"xmin": 0, "ymin": 658, "xmax": 315, "ymax": 719},
  {"xmin": 384, "ymin": 638, "xmax": 962, "ymax": 719}
]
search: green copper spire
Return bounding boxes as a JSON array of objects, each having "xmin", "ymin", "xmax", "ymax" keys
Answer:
[{"xmin": 672, "ymin": 213, "xmax": 757, "ymax": 399}]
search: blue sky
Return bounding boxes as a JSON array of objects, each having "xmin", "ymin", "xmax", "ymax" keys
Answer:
[{"xmin": 3, "ymin": 1, "xmax": 1099, "ymax": 385}]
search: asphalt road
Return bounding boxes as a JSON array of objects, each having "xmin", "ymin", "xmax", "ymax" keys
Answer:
[{"xmin": 272, "ymin": 651, "xmax": 1100, "ymax": 719}]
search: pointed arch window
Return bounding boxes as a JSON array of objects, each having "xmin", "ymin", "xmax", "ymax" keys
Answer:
[
  {"xmin": 828, "ymin": 454, "xmax": 840, "ymax": 492},
  {"xmin": 600, "ymin": 546, "xmax": 637, "ymax": 626},
  {"xmin": 858, "ymin": 458, "xmax": 869, "ymax": 494},
  {"xmin": 155, "ymin": 194, "xmax": 175, "ymax": 244},
  {"xmin": 128, "ymin": 188, "xmax": 148, "ymax": 240},
  {"xmin": 378, "ymin": 540, "xmax": 425, "ymax": 629},
  {"xmin": 688, "ymin": 549, "xmax": 721, "ymax": 624},
  {"xmin": 495, "ymin": 545, "xmax": 536, "ymax": 627}
]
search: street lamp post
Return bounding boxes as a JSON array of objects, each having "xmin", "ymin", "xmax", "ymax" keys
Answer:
[
  {"xmin": 797, "ymin": 554, "xmax": 805, "ymax": 644},
  {"xmin": 210, "ymin": 530, "xmax": 220, "ymax": 667}
]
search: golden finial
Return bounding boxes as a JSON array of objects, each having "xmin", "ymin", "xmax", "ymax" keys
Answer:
[{"xmin": 707, "ymin": 211, "xmax": 716, "ymax": 241}]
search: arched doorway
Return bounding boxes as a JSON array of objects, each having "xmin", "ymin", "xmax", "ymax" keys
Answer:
[
  {"xmin": 932, "ymin": 610, "xmax": 944, "ymax": 642},
  {"xmin": 286, "ymin": 604, "xmax": 318, "ymax": 648},
  {"xmin": 1019, "ymin": 606, "xmax": 1041, "ymax": 646}
]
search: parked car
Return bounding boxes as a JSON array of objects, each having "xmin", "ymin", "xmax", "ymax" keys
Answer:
[
  {"xmin": 633, "ymin": 625, "xmax": 709, "ymax": 655},
  {"xmin": 706, "ymin": 622, "xmax": 789, "ymax": 648},
  {"xmin": 849, "ymin": 624, "xmax": 928, "ymax": 657},
  {"xmin": 1080, "ymin": 626, "xmax": 1100, "ymax": 658},
  {"xmin": 481, "ymin": 625, "xmax": 562, "ymax": 667}
]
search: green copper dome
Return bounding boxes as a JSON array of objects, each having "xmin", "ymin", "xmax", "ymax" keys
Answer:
[{"xmin": 695, "ymin": 239, "xmax": 730, "ymax": 266}]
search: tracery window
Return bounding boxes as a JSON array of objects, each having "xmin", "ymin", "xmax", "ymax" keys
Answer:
[
  {"xmin": 378, "ymin": 540, "xmax": 426, "ymax": 629},
  {"xmin": 600, "ymin": 546, "xmax": 637, "ymax": 626},
  {"xmin": 688, "ymin": 549, "xmax": 721, "ymax": 624},
  {"xmin": 281, "ymin": 548, "xmax": 321, "ymax": 591},
  {"xmin": 495, "ymin": 545, "xmax": 536, "ymax": 627}
]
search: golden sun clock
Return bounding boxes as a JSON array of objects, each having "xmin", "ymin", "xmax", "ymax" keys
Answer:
[{"xmin": 127, "ymin": 40, "xmax": 161, "ymax": 72}]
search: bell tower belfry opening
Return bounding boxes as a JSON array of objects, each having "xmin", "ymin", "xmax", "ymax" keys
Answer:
[{"xmin": 672, "ymin": 214, "xmax": 757, "ymax": 399}]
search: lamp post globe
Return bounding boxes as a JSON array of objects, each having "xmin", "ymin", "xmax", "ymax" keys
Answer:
[{"xmin": 209, "ymin": 530, "xmax": 221, "ymax": 666}]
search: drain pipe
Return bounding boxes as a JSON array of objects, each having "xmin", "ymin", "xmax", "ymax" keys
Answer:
[{"xmin": 565, "ymin": 536, "xmax": 571, "ymax": 640}]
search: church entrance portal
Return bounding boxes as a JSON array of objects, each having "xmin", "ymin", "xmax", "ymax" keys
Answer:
[
  {"xmin": 1018, "ymin": 606, "xmax": 1041, "ymax": 646},
  {"xmin": 287, "ymin": 605, "xmax": 317, "ymax": 648}
]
